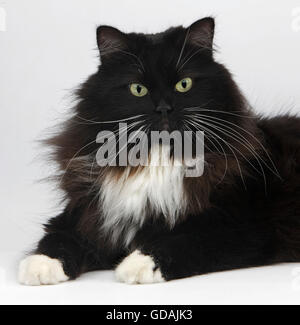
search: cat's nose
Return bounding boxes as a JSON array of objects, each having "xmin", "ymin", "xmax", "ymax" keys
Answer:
[{"xmin": 155, "ymin": 99, "xmax": 173, "ymax": 114}]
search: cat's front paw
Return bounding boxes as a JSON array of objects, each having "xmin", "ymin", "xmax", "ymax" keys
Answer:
[
  {"xmin": 115, "ymin": 250, "xmax": 165, "ymax": 284},
  {"xmin": 18, "ymin": 254, "xmax": 69, "ymax": 286}
]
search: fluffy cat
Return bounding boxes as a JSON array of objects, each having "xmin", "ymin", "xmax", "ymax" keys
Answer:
[{"xmin": 19, "ymin": 17, "xmax": 300, "ymax": 285}]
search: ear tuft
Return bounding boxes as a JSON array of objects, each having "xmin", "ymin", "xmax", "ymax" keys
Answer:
[
  {"xmin": 188, "ymin": 17, "xmax": 215, "ymax": 50},
  {"xmin": 96, "ymin": 25, "xmax": 127, "ymax": 58}
]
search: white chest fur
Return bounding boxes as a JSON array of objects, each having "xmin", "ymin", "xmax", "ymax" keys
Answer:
[{"xmin": 99, "ymin": 162, "xmax": 186, "ymax": 246}]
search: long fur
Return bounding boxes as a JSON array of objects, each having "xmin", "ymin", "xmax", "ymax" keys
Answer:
[{"xmin": 19, "ymin": 17, "xmax": 300, "ymax": 284}]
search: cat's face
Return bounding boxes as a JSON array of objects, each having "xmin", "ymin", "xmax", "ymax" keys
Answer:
[{"xmin": 75, "ymin": 18, "xmax": 250, "ymax": 159}]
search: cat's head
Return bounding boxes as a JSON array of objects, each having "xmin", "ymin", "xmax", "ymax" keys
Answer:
[
  {"xmin": 94, "ymin": 17, "xmax": 220, "ymax": 134},
  {"xmin": 76, "ymin": 17, "xmax": 252, "ymax": 153},
  {"xmin": 53, "ymin": 18, "xmax": 257, "ymax": 177}
]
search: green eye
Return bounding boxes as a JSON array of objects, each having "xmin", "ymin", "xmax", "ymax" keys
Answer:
[
  {"xmin": 175, "ymin": 77, "xmax": 193, "ymax": 93},
  {"xmin": 130, "ymin": 83, "xmax": 148, "ymax": 97}
]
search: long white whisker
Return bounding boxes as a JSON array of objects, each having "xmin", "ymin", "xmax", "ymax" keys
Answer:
[
  {"xmin": 88, "ymin": 121, "xmax": 142, "ymax": 180},
  {"xmin": 190, "ymin": 112, "xmax": 281, "ymax": 179},
  {"xmin": 194, "ymin": 116, "xmax": 267, "ymax": 192},
  {"xmin": 187, "ymin": 118, "xmax": 250, "ymax": 189},
  {"xmin": 57, "ymin": 138, "xmax": 97, "ymax": 188},
  {"xmin": 88, "ymin": 122, "xmax": 145, "ymax": 195},
  {"xmin": 184, "ymin": 107, "xmax": 255, "ymax": 119},
  {"xmin": 75, "ymin": 114, "xmax": 145, "ymax": 125},
  {"xmin": 176, "ymin": 27, "xmax": 190, "ymax": 68},
  {"xmin": 96, "ymin": 121, "xmax": 144, "ymax": 166},
  {"xmin": 177, "ymin": 47, "xmax": 207, "ymax": 71},
  {"xmin": 185, "ymin": 119, "xmax": 229, "ymax": 185}
]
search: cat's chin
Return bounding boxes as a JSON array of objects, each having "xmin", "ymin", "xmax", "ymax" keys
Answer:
[{"xmin": 157, "ymin": 118, "xmax": 171, "ymax": 131}]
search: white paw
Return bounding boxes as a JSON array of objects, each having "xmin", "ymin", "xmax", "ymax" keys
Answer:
[
  {"xmin": 115, "ymin": 250, "xmax": 165, "ymax": 284},
  {"xmin": 18, "ymin": 254, "xmax": 69, "ymax": 286}
]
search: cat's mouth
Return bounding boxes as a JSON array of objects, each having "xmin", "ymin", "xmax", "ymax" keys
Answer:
[{"xmin": 158, "ymin": 117, "xmax": 171, "ymax": 131}]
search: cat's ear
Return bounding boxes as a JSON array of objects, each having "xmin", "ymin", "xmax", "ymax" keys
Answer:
[
  {"xmin": 187, "ymin": 17, "xmax": 215, "ymax": 50},
  {"xmin": 96, "ymin": 25, "xmax": 128, "ymax": 58}
]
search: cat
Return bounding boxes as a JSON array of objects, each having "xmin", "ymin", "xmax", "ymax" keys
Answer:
[{"xmin": 18, "ymin": 17, "xmax": 300, "ymax": 285}]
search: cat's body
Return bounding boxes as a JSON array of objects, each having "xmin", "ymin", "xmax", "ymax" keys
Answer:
[{"xmin": 19, "ymin": 18, "xmax": 300, "ymax": 285}]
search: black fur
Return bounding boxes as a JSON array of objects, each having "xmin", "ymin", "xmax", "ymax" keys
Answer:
[{"xmin": 31, "ymin": 18, "xmax": 300, "ymax": 282}]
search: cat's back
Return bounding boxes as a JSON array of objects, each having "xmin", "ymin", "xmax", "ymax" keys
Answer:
[
  {"xmin": 258, "ymin": 114, "xmax": 300, "ymax": 148},
  {"xmin": 258, "ymin": 114, "xmax": 300, "ymax": 179}
]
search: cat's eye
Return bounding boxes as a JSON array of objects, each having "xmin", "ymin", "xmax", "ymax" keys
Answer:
[
  {"xmin": 130, "ymin": 83, "xmax": 148, "ymax": 97},
  {"xmin": 175, "ymin": 77, "xmax": 193, "ymax": 93}
]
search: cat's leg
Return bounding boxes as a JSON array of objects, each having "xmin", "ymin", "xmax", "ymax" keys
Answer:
[
  {"xmin": 19, "ymin": 230, "xmax": 85, "ymax": 285},
  {"xmin": 19, "ymin": 253, "xmax": 69, "ymax": 286},
  {"xmin": 115, "ymin": 213, "xmax": 278, "ymax": 284},
  {"xmin": 18, "ymin": 207, "xmax": 122, "ymax": 286}
]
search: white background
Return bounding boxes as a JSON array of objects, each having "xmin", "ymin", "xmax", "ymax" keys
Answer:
[{"xmin": 0, "ymin": 0, "xmax": 300, "ymax": 305}]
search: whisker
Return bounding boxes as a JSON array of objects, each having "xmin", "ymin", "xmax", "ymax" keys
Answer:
[
  {"xmin": 177, "ymin": 47, "xmax": 207, "ymax": 72},
  {"xmin": 190, "ymin": 112, "xmax": 281, "ymax": 179},
  {"xmin": 57, "ymin": 138, "xmax": 97, "ymax": 188},
  {"xmin": 186, "ymin": 117, "xmax": 254, "ymax": 189},
  {"xmin": 75, "ymin": 114, "xmax": 145, "ymax": 125},
  {"xmin": 117, "ymin": 49, "xmax": 146, "ymax": 72},
  {"xmin": 88, "ymin": 121, "xmax": 145, "ymax": 195},
  {"xmin": 183, "ymin": 107, "xmax": 255, "ymax": 119},
  {"xmin": 192, "ymin": 116, "xmax": 267, "ymax": 192},
  {"xmin": 95, "ymin": 120, "xmax": 144, "ymax": 167},
  {"xmin": 176, "ymin": 27, "xmax": 190, "ymax": 68},
  {"xmin": 88, "ymin": 122, "xmax": 137, "ymax": 180},
  {"xmin": 100, "ymin": 41, "xmax": 145, "ymax": 72},
  {"xmin": 184, "ymin": 120, "xmax": 229, "ymax": 185}
]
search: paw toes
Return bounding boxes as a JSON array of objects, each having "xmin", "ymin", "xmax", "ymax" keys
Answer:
[
  {"xmin": 18, "ymin": 255, "xmax": 69, "ymax": 286},
  {"xmin": 115, "ymin": 250, "xmax": 165, "ymax": 284}
]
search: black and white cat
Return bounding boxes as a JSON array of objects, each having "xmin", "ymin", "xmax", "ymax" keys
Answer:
[{"xmin": 19, "ymin": 18, "xmax": 300, "ymax": 285}]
